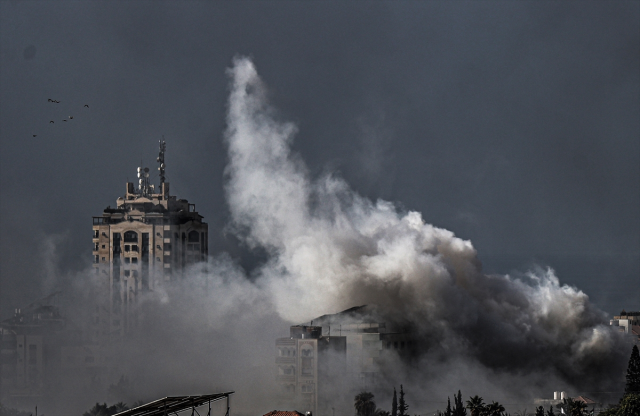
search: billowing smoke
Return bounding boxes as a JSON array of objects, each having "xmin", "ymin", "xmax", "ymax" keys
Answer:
[
  {"xmin": 22, "ymin": 56, "xmax": 630, "ymax": 416},
  {"xmin": 222, "ymin": 56, "xmax": 630, "ymax": 404}
]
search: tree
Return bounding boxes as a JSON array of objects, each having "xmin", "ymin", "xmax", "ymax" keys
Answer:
[
  {"xmin": 486, "ymin": 401, "xmax": 505, "ymax": 416},
  {"xmin": 398, "ymin": 385, "xmax": 409, "ymax": 416},
  {"xmin": 465, "ymin": 396, "xmax": 485, "ymax": 416},
  {"xmin": 392, "ymin": 388, "xmax": 398, "ymax": 416},
  {"xmin": 625, "ymin": 345, "xmax": 640, "ymax": 395},
  {"xmin": 453, "ymin": 391, "xmax": 467, "ymax": 416},
  {"xmin": 546, "ymin": 406, "xmax": 555, "ymax": 416},
  {"xmin": 444, "ymin": 397, "xmax": 452, "ymax": 416},
  {"xmin": 599, "ymin": 393, "xmax": 640, "ymax": 416},
  {"xmin": 83, "ymin": 403, "xmax": 119, "ymax": 416},
  {"xmin": 535, "ymin": 406, "xmax": 545, "ymax": 416},
  {"xmin": 355, "ymin": 392, "xmax": 377, "ymax": 416},
  {"xmin": 557, "ymin": 398, "xmax": 586, "ymax": 416},
  {"xmin": 617, "ymin": 392, "xmax": 640, "ymax": 416}
]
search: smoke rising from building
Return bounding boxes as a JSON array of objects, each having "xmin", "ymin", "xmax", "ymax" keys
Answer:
[
  {"xmin": 222, "ymin": 56, "xmax": 630, "ymax": 398},
  {"xmin": 7, "ymin": 56, "xmax": 630, "ymax": 416}
]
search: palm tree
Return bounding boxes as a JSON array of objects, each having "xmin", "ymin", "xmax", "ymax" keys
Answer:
[
  {"xmin": 355, "ymin": 392, "xmax": 377, "ymax": 416},
  {"xmin": 486, "ymin": 401, "xmax": 505, "ymax": 416},
  {"xmin": 465, "ymin": 396, "xmax": 486, "ymax": 416}
]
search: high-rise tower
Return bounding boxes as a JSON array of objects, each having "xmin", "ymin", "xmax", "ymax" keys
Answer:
[{"xmin": 91, "ymin": 141, "xmax": 208, "ymax": 338}]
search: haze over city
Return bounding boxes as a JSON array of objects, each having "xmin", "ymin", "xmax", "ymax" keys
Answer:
[{"xmin": 1, "ymin": 2, "xmax": 638, "ymax": 416}]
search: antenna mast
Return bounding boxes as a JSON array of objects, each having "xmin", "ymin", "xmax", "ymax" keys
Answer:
[{"xmin": 158, "ymin": 138, "xmax": 166, "ymax": 185}]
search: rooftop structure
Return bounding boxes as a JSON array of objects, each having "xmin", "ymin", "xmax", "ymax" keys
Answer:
[
  {"xmin": 114, "ymin": 391, "xmax": 233, "ymax": 416},
  {"xmin": 92, "ymin": 140, "xmax": 208, "ymax": 339},
  {"xmin": 610, "ymin": 310, "xmax": 640, "ymax": 344}
]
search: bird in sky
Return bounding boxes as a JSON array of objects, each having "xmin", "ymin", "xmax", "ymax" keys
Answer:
[
  {"xmin": 49, "ymin": 120, "xmax": 54, "ymax": 123},
  {"xmin": 69, "ymin": 116, "xmax": 73, "ymax": 119},
  {"xmin": 84, "ymin": 104, "xmax": 89, "ymax": 108},
  {"xmin": 62, "ymin": 119, "xmax": 67, "ymax": 122},
  {"xmin": 33, "ymin": 135, "xmax": 37, "ymax": 137}
]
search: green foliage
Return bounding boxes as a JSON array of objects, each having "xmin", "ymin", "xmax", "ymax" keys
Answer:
[
  {"xmin": 355, "ymin": 392, "xmax": 377, "ymax": 416},
  {"xmin": 546, "ymin": 406, "xmax": 555, "ymax": 416},
  {"xmin": 625, "ymin": 345, "xmax": 640, "ymax": 395},
  {"xmin": 617, "ymin": 392, "xmax": 640, "ymax": 416},
  {"xmin": 398, "ymin": 385, "xmax": 409, "ymax": 416},
  {"xmin": 535, "ymin": 406, "xmax": 544, "ymax": 416},
  {"xmin": 602, "ymin": 393, "xmax": 640, "ymax": 416}
]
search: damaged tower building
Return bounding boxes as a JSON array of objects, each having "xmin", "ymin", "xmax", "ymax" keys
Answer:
[{"xmin": 92, "ymin": 141, "xmax": 208, "ymax": 338}]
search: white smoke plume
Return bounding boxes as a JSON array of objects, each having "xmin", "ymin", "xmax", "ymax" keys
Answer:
[
  {"xmin": 223, "ymin": 56, "xmax": 630, "ymax": 402},
  {"xmin": 23, "ymin": 56, "xmax": 630, "ymax": 416}
]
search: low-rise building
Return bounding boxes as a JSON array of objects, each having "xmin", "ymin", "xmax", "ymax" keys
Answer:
[{"xmin": 610, "ymin": 310, "xmax": 640, "ymax": 344}]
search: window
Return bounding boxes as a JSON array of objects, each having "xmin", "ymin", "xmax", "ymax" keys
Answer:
[
  {"xmin": 131, "ymin": 245, "xmax": 139, "ymax": 252},
  {"xmin": 124, "ymin": 258, "xmax": 130, "ymax": 264},
  {"xmin": 164, "ymin": 230, "xmax": 171, "ymax": 238},
  {"xmin": 301, "ymin": 348, "xmax": 314, "ymax": 357},
  {"xmin": 165, "ymin": 243, "xmax": 171, "ymax": 251},
  {"xmin": 102, "ymin": 245, "xmax": 105, "ymax": 249},
  {"xmin": 94, "ymin": 242, "xmax": 99, "ymax": 251},
  {"xmin": 188, "ymin": 231, "xmax": 200, "ymax": 243},
  {"xmin": 101, "ymin": 257, "xmax": 105, "ymax": 261},
  {"xmin": 124, "ymin": 270, "xmax": 130, "ymax": 277},
  {"xmin": 125, "ymin": 245, "xmax": 130, "ymax": 252},
  {"xmin": 131, "ymin": 257, "xmax": 138, "ymax": 264},
  {"xmin": 93, "ymin": 230, "xmax": 99, "ymax": 239},
  {"xmin": 301, "ymin": 358, "xmax": 313, "ymax": 375},
  {"xmin": 124, "ymin": 231, "xmax": 138, "ymax": 242}
]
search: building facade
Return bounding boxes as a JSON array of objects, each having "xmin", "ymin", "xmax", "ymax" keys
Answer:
[
  {"xmin": 91, "ymin": 141, "xmax": 208, "ymax": 339},
  {"xmin": 610, "ymin": 310, "xmax": 640, "ymax": 344},
  {"xmin": 275, "ymin": 326, "xmax": 346, "ymax": 416}
]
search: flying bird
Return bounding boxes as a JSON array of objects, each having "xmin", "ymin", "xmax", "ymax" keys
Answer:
[
  {"xmin": 47, "ymin": 99, "xmax": 52, "ymax": 102},
  {"xmin": 68, "ymin": 116, "xmax": 73, "ymax": 119},
  {"xmin": 49, "ymin": 120, "xmax": 54, "ymax": 123},
  {"xmin": 84, "ymin": 104, "xmax": 89, "ymax": 108},
  {"xmin": 33, "ymin": 135, "xmax": 37, "ymax": 137},
  {"xmin": 62, "ymin": 119, "xmax": 67, "ymax": 122}
]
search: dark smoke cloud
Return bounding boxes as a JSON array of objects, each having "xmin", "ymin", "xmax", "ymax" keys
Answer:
[
  {"xmin": 20, "ymin": 55, "xmax": 632, "ymax": 416},
  {"xmin": 222, "ymin": 56, "xmax": 630, "ymax": 403}
]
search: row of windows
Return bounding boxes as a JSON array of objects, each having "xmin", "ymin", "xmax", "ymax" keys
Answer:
[
  {"xmin": 277, "ymin": 347, "xmax": 314, "ymax": 357},
  {"xmin": 93, "ymin": 255, "xmax": 138, "ymax": 264},
  {"xmin": 95, "ymin": 230, "xmax": 204, "ymax": 240}
]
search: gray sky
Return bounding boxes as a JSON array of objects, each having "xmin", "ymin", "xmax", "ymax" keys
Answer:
[{"xmin": 1, "ymin": 1, "xmax": 638, "ymax": 318}]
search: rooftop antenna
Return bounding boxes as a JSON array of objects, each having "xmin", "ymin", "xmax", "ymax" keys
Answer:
[{"xmin": 158, "ymin": 137, "xmax": 166, "ymax": 186}]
